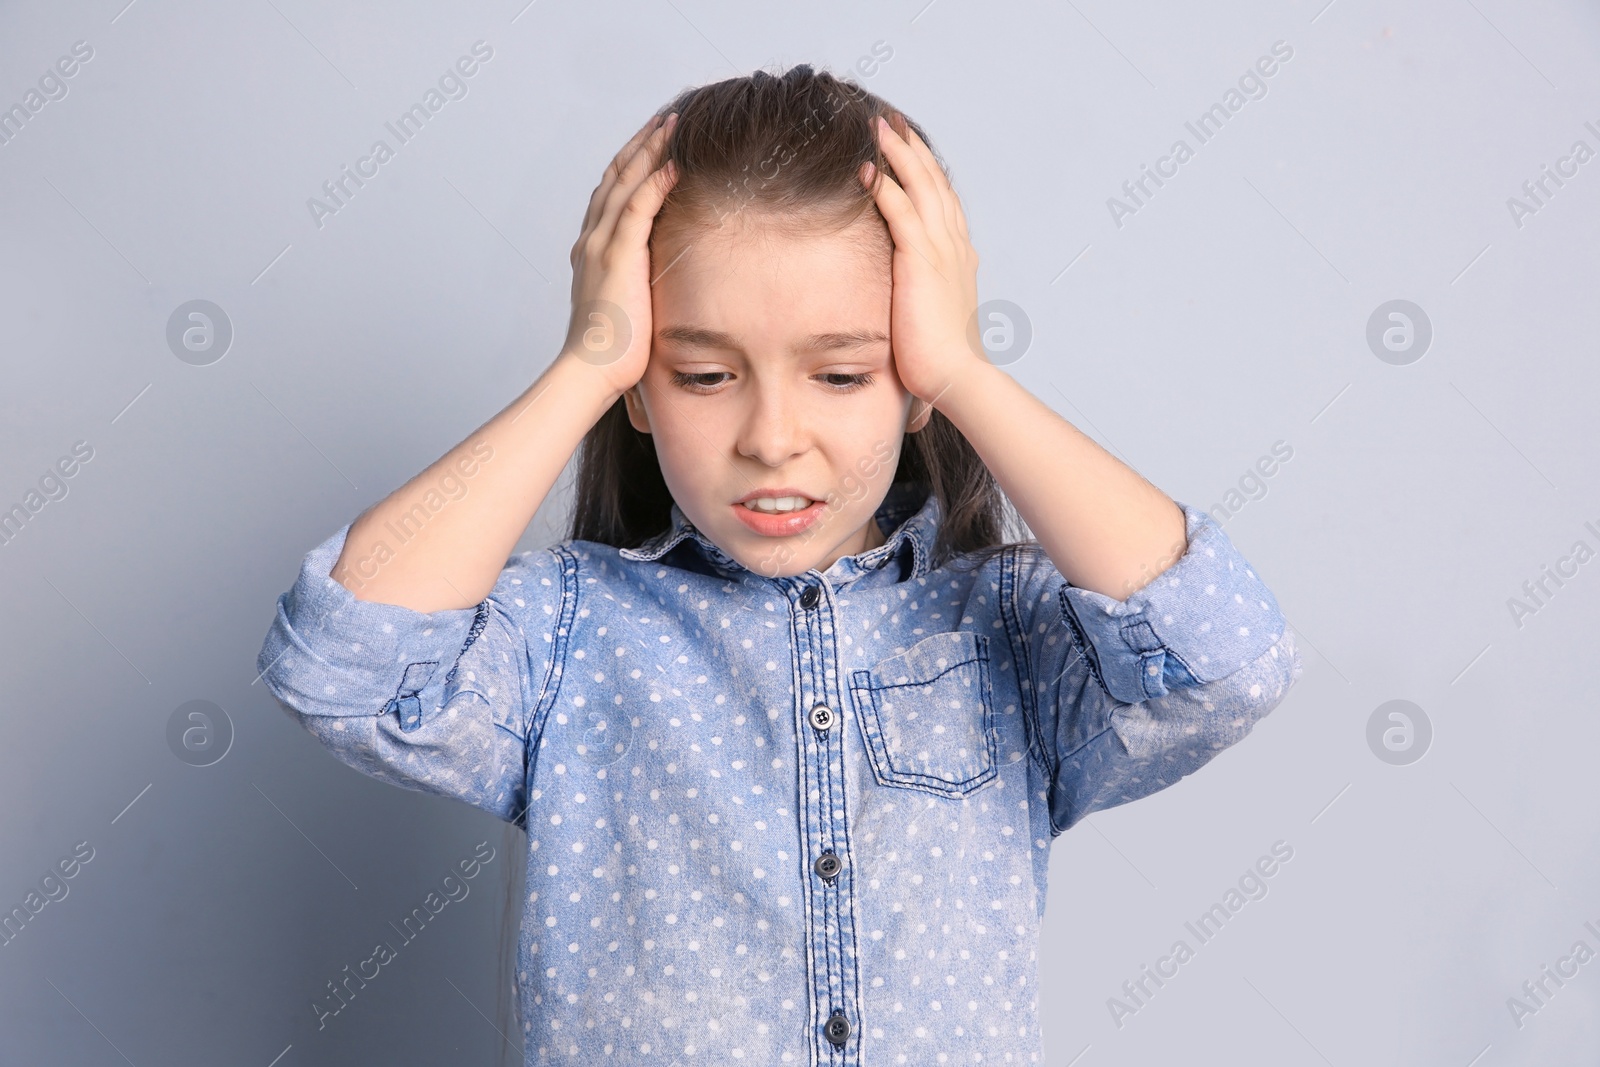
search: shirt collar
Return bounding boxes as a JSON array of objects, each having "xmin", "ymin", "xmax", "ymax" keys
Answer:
[{"xmin": 619, "ymin": 483, "xmax": 939, "ymax": 586}]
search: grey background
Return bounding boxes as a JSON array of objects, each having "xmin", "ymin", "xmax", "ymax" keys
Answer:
[{"xmin": 2, "ymin": 0, "xmax": 1596, "ymax": 1063}]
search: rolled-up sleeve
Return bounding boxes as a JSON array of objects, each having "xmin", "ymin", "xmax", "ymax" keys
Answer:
[
  {"xmin": 1007, "ymin": 501, "xmax": 1302, "ymax": 835},
  {"xmin": 1060, "ymin": 500, "xmax": 1293, "ymax": 704},
  {"xmin": 255, "ymin": 522, "xmax": 569, "ymax": 824}
]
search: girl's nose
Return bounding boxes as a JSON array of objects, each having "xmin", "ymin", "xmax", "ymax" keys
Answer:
[{"xmin": 735, "ymin": 386, "xmax": 807, "ymax": 467}]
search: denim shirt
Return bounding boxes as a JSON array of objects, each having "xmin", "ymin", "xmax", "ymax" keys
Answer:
[{"xmin": 257, "ymin": 487, "xmax": 1301, "ymax": 1065}]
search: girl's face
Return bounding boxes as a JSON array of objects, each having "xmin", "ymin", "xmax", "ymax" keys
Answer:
[{"xmin": 625, "ymin": 214, "xmax": 927, "ymax": 577}]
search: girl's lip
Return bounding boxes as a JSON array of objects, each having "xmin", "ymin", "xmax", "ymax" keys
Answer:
[
  {"xmin": 731, "ymin": 499, "xmax": 826, "ymax": 537},
  {"xmin": 733, "ymin": 487, "xmax": 816, "ymax": 505}
]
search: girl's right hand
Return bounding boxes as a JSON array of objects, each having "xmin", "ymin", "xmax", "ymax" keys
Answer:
[{"xmin": 562, "ymin": 111, "xmax": 680, "ymax": 396}]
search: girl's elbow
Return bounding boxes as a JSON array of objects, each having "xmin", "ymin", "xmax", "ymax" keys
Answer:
[{"xmin": 1206, "ymin": 627, "xmax": 1302, "ymax": 740}]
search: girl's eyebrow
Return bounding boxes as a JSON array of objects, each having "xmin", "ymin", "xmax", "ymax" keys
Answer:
[
  {"xmin": 656, "ymin": 325, "xmax": 890, "ymax": 353},
  {"xmin": 799, "ymin": 330, "xmax": 890, "ymax": 353}
]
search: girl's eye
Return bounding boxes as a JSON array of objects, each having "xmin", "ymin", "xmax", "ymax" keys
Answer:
[
  {"xmin": 671, "ymin": 371, "xmax": 732, "ymax": 391},
  {"xmin": 818, "ymin": 372, "xmax": 875, "ymax": 392}
]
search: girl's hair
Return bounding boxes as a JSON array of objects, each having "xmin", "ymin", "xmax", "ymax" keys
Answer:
[{"xmin": 567, "ymin": 63, "xmax": 1019, "ymax": 567}]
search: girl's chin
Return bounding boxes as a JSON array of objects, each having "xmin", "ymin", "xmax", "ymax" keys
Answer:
[{"xmin": 710, "ymin": 523, "xmax": 880, "ymax": 580}]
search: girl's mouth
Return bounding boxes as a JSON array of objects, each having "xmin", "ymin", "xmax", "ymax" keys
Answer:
[
  {"xmin": 732, "ymin": 492, "xmax": 826, "ymax": 536},
  {"xmin": 741, "ymin": 495, "xmax": 813, "ymax": 514}
]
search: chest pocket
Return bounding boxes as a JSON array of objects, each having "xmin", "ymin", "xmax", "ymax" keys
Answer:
[{"xmin": 849, "ymin": 631, "xmax": 998, "ymax": 799}]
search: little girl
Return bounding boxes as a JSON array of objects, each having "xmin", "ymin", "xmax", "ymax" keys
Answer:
[{"xmin": 259, "ymin": 65, "xmax": 1301, "ymax": 1065}]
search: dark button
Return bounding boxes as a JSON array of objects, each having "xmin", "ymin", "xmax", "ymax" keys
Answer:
[
  {"xmin": 814, "ymin": 851, "xmax": 842, "ymax": 881},
  {"xmin": 824, "ymin": 1010, "xmax": 850, "ymax": 1047},
  {"xmin": 799, "ymin": 584, "xmax": 821, "ymax": 609},
  {"xmin": 808, "ymin": 703, "xmax": 835, "ymax": 731}
]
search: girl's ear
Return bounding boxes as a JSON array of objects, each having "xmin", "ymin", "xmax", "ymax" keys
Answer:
[
  {"xmin": 623, "ymin": 386, "xmax": 652, "ymax": 434},
  {"xmin": 906, "ymin": 398, "xmax": 933, "ymax": 434}
]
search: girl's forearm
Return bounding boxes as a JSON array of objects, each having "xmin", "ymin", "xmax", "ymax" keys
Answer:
[
  {"xmin": 933, "ymin": 359, "xmax": 1187, "ymax": 600},
  {"xmin": 333, "ymin": 351, "xmax": 621, "ymax": 612}
]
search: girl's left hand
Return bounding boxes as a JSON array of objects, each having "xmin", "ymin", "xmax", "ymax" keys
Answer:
[{"xmin": 861, "ymin": 115, "xmax": 986, "ymax": 405}]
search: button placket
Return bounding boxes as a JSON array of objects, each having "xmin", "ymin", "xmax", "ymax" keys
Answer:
[{"xmin": 789, "ymin": 577, "xmax": 862, "ymax": 1063}]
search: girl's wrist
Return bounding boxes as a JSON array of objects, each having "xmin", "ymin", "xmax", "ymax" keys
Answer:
[
  {"xmin": 547, "ymin": 348, "xmax": 637, "ymax": 408},
  {"xmin": 918, "ymin": 357, "xmax": 1024, "ymax": 451},
  {"xmin": 914, "ymin": 349, "xmax": 997, "ymax": 412}
]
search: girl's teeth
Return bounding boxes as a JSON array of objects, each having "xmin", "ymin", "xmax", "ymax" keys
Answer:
[{"xmin": 744, "ymin": 496, "xmax": 811, "ymax": 513}]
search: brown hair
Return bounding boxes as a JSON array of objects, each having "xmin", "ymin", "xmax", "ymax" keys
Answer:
[{"xmin": 567, "ymin": 63, "xmax": 1018, "ymax": 567}]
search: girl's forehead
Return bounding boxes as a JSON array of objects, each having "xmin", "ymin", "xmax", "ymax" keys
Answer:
[
  {"xmin": 655, "ymin": 207, "xmax": 889, "ymax": 265},
  {"xmin": 655, "ymin": 230, "xmax": 888, "ymax": 299},
  {"xmin": 647, "ymin": 216, "xmax": 892, "ymax": 353}
]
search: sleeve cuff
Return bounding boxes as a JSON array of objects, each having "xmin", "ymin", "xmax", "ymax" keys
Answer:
[
  {"xmin": 1057, "ymin": 501, "xmax": 1288, "ymax": 704},
  {"xmin": 256, "ymin": 522, "xmax": 484, "ymax": 719}
]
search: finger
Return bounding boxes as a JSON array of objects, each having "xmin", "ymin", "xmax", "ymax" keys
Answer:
[
  {"xmin": 612, "ymin": 158, "xmax": 681, "ymax": 260},
  {"xmin": 950, "ymin": 185, "xmax": 970, "ymax": 241},
  {"xmin": 594, "ymin": 114, "xmax": 675, "ymax": 246},
  {"xmin": 875, "ymin": 116, "xmax": 948, "ymax": 246},
  {"xmin": 597, "ymin": 114, "xmax": 663, "ymax": 206},
  {"xmin": 867, "ymin": 165, "xmax": 949, "ymax": 282},
  {"xmin": 590, "ymin": 115, "xmax": 677, "ymax": 252},
  {"xmin": 575, "ymin": 116, "xmax": 663, "ymax": 264},
  {"xmin": 581, "ymin": 114, "xmax": 665, "ymax": 238},
  {"xmin": 903, "ymin": 125, "xmax": 953, "ymax": 194},
  {"xmin": 903, "ymin": 125, "xmax": 964, "ymax": 242}
]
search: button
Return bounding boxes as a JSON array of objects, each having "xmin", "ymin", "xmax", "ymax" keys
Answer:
[
  {"xmin": 824, "ymin": 1010, "xmax": 850, "ymax": 1047},
  {"xmin": 808, "ymin": 703, "xmax": 835, "ymax": 731},
  {"xmin": 814, "ymin": 851, "xmax": 841, "ymax": 881},
  {"xmin": 799, "ymin": 584, "xmax": 821, "ymax": 609}
]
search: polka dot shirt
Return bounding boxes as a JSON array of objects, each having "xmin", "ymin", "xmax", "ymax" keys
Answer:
[{"xmin": 258, "ymin": 487, "xmax": 1301, "ymax": 1064}]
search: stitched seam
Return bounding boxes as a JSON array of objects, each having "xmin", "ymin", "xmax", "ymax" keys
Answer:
[
  {"xmin": 815, "ymin": 598, "xmax": 839, "ymax": 976},
  {"xmin": 977, "ymin": 647, "xmax": 999, "ymax": 782},
  {"xmin": 784, "ymin": 579, "xmax": 830, "ymax": 1059},
  {"xmin": 871, "ymin": 777, "xmax": 992, "ymax": 800},
  {"xmin": 852, "ymin": 748, "xmax": 993, "ymax": 788},
  {"xmin": 386, "ymin": 660, "xmax": 439, "ymax": 730},
  {"xmin": 511, "ymin": 547, "xmax": 581, "ymax": 830},
  {"xmin": 1116, "ymin": 617, "xmax": 1170, "ymax": 700},
  {"xmin": 1154, "ymin": 642, "xmax": 1209, "ymax": 689},
  {"xmin": 855, "ymin": 630, "xmax": 988, "ymax": 691},
  {"xmin": 1000, "ymin": 546, "xmax": 1056, "ymax": 788},
  {"xmin": 441, "ymin": 599, "xmax": 492, "ymax": 692},
  {"xmin": 1137, "ymin": 649, "xmax": 1166, "ymax": 700},
  {"xmin": 847, "ymin": 675, "xmax": 890, "ymax": 791},
  {"xmin": 1057, "ymin": 586, "xmax": 1112, "ymax": 699},
  {"xmin": 860, "ymin": 655, "xmax": 985, "ymax": 691},
  {"xmin": 1050, "ymin": 578, "xmax": 1117, "ymax": 837},
  {"xmin": 397, "ymin": 660, "xmax": 437, "ymax": 692},
  {"xmin": 527, "ymin": 547, "xmax": 579, "ymax": 748}
]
